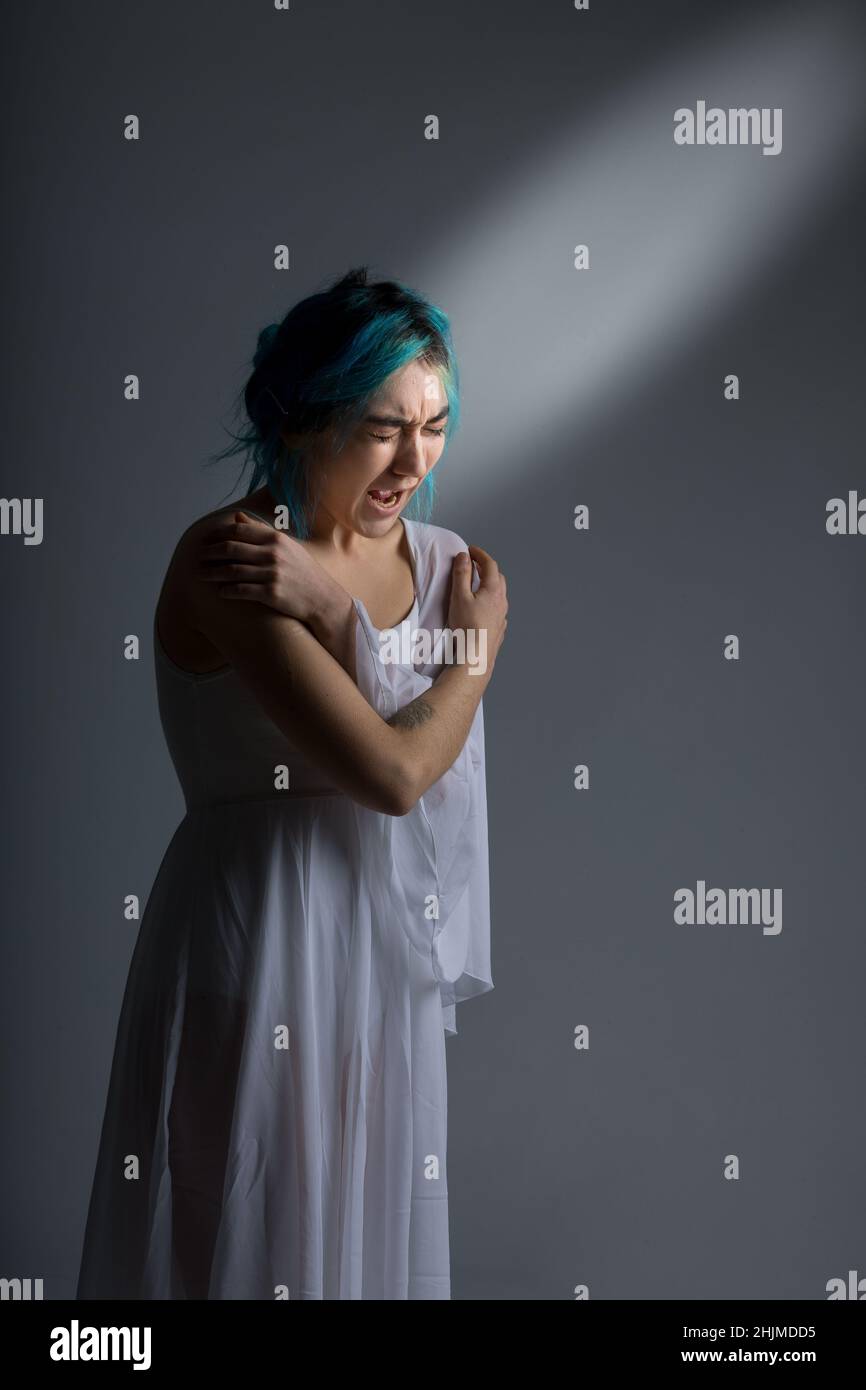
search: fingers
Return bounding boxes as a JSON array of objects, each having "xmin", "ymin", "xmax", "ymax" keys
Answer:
[
  {"xmin": 450, "ymin": 550, "xmax": 473, "ymax": 599},
  {"xmin": 197, "ymin": 563, "xmax": 270, "ymax": 585},
  {"xmin": 466, "ymin": 544, "xmax": 498, "ymax": 580},
  {"xmin": 197, "ymin": 558, "xmax": 276, "ymax": 586},
  {"xmin": 201, "ymin": 513, "xmax": 274, "ymax": 548},
  {"xmin": 199, "ymin": 539, "xmax": 270, "ymax": 566},
  {"xmin": 212, "ymin": 582, "xmax": 266, "ymax": 601},
  {"xmin": 466, "ymin": 544, "xmax": 505, "ymax": 592},
  {"xmin": 232, "ymin": 510, "xmax": 272, "ymax": 530}
]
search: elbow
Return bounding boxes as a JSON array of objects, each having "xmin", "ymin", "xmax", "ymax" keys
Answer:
[
  {"xmin": 377, "ymin": 774, "xmax": 419, "ymax": 818},
  {"xmin": 356, "ymin": 786, "xmax": 416, "ymax": 817},
  {"xmin": 364, "ymin": 758, "xmax": 420, "ymax": 817},
  {"xmin": 384, "ymin": 786, "xmax": 418, "ymax": 818},
  {"xmin": 342, "ymin": 732, "xmax": 425, "ymax": 816},
  {"xmin": 333, "ymin": 751, "xmax": 419, "ymax": 816}
]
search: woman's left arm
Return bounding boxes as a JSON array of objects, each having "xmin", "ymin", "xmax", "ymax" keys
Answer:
[{"xmin": 196, "ymin": 512, "xmax": 359, "ymax": 679}]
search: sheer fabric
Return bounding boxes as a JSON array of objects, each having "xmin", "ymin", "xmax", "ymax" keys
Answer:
[{"xmin": 76, "ymin": 516, "xmax": 492, "ymax": 1300}]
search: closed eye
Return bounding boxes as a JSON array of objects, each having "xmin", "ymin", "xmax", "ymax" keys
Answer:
[{"xmin": 368, "ymin": 427, "xmax": 446, "ymax": 443}]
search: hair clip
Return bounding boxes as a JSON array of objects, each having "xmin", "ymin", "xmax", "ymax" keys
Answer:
[{"xmin": 264, "ymin": 385, "xmax": 288, "ymax": 415}]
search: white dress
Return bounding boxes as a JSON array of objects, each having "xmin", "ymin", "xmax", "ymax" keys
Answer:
[{"xmin": 76, "ymin": 514, "xmax": 493, "ymax": 1300}]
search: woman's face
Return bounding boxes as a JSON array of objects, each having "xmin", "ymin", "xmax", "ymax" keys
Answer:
[{"xmin": 303, "ymin": 359, "xmax": 449, "ymax": 539}]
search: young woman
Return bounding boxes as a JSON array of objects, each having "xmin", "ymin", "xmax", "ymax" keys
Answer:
[{"xmin": 76, "ymin": 267, "xmax": 508, "ymax": 1300}]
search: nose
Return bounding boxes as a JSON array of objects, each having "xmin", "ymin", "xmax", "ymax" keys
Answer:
[{"xmin": 392, "ymin": 434, "xmax": 429, "ymax": 482}]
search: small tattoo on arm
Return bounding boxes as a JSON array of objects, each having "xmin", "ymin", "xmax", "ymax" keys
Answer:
[{"xmin": 387, "ymin": 697, "xmax": 434, "ymax": 730}]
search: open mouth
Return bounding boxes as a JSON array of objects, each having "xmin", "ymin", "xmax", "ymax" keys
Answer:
[{"xmin": 367, "ymin": 488, "xmax": 404, "ymax": 510}]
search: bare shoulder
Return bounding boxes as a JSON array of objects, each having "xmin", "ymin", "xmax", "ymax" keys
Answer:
[
  {"xmin": 162, "ymin": 487, "xmax": 276, "ymax": 587},
  {"xmin": 156, "ymin": 503, "xmax": 249, "ymax": 674}
]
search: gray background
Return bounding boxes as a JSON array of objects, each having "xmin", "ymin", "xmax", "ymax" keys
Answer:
[{"xmin": 2, "ymin": 0, "xmax": 865, "ymax": 1299}]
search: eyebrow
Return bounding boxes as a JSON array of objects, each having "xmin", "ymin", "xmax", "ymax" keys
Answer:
[{"xmin": 363, "ymin": 404, "xmax": 450, "ymax": 427}]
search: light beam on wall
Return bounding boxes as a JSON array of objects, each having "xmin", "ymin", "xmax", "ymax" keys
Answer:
[{"xmin": 421, "ymin": 4, "xmax": 866, "ymax": 508}]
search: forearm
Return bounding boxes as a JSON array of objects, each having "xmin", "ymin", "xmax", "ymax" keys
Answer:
[
  {"xmin": 304, "ymin": 584, "xmax": 493, "ymax": 813},
  {"xmin": 385, "ymin": 660, "xmax": 491, "ymax": 810},
  {"xmin": 306, "ymin": 588, "xmax": 358, "ymax": 681}
]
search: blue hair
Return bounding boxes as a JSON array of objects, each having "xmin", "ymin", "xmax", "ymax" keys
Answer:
[{"xmin": 207, "ymin": 266, "xmax": 461, "ymax": 538}]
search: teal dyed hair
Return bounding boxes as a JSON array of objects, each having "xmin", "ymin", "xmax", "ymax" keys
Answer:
[{"xmin": 207, "ymin": 265, "xmax": 461, "ymax": 538}]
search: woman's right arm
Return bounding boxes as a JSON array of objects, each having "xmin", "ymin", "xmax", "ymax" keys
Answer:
[{"xmin": 184, "ymin": 533, "xmax": 508, "ymax": 816}]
